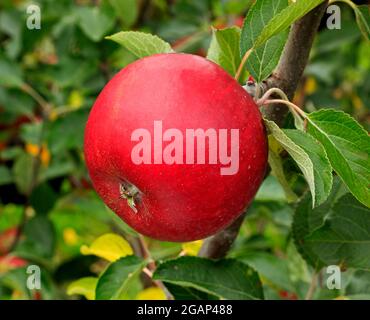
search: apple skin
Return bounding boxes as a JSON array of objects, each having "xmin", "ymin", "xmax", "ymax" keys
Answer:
[{"xmin": 84, "ymin": 53, "xmax": 268, "ymax": 242}]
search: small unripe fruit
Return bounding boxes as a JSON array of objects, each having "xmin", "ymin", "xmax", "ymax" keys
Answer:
[{"xmin": 84, "ymin": 54, "xmax": 267, "ymax": 242}]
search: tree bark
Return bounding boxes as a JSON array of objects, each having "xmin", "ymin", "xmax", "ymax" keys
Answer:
[
  {"xmin": 198, "ymin": 212, "xmax": 246, "ymax": 259},
  {"xmin": 199, "ymin": 1, "xmax": 329, "ymax": 260}
]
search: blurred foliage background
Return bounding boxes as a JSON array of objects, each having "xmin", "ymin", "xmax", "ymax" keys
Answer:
[{"xmin": 0, "ymin": 0, "xmax": 369, "ymax": 300}]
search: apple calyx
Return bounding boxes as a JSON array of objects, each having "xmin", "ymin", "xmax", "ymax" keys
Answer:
[{"xmin": 119, "ymin": 182, "xmax": 140, "ymax": 213}]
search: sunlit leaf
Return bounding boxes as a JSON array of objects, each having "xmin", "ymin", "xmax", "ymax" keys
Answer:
[
  {"xmin": 81, "ymin": 233, "xmax": 133, "ymax": 262},
  {"xmin": 67, "ymin": 277, "xmax": 98, "ymax": 300},
  {"xmin": 207, "ymin": 27, "xmax": 241, "ymax": 76},
  {"xmin": 136, "ymin": 287, "xmax": 166, "ymax": 300},
  {"xmin": 106, "ymin": 31, "xmax": 174, "ymax": 57}
]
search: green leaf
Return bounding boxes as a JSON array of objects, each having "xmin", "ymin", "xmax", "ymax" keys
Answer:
[
  {"xmin": 266, "ymin": 120, "xmax": 333, "ymax": 207},
  {"xmin": 354, "ymin": 5, "xmax": 370, "ymax": 41},
  {"xmin": 109, "ymin": 0, "xmax": 138, "ymax": 28},
  {"xmin": 67, "ymin": 277, "xmax": 98, "ymax": 300},
  {"xmin": 15, "ymin": 216, "xmax": 56, "ymax": 259},
  {"xmin": 29, "ymin": 183, "xmax": 58, "ymax": 215},
  {"xmin": 0, "ymin": 11, "xmax": 22, "ymax": 59},
  {"xmin": 345, "ymin": 270, "xmax": 370, "ymax": 296},
  {"xmin": 253, "ymin": 0, "xmax": 325, "ymax": 49},
  {"xmin": 307, "ymin": 109, "xmax": 370, "ymax": 208},
  {"xmin": 284, "ymin": 128, "xmax": 333, "ymax": 206},
  {"xmin": 153, "ymin": 256, "xmax": 264, "ymax": 300},
  {"xmin": 106, "ymin": 31, "xmax": 174, "ymax": 58},
  {"xmin": 0, "ymin": 147, "xmax": 22, "ymax": 161},
  {"xmin": 293, "ymin": 177, "xmax": 350, "ymax": 268},
  {"xmin": 0, "ymin": 204, "xmax": 23, "ymax": 233},
  {"xmin": 207, "ymin": 27, "xmax": 241, "ymax": 76},
  {"xmin": 286, "ymin": 241, "xmax": 310, "ymax": 284},
  {"xmin": 12, "ymin": 152, "xmax": 34, "ymax": 194},
  {"xmin": 240, "ymin": 0, "xmax": 289, "ymax": 82},
  {"xmin": 255, "ymin": 175, "xmax": 287, "ymax": 202},
  {"xmin": 237, "ymin": 252, "xmax": 294, "ymax": 291},
  {"xmin": 95, "ymin": 256, "xmax": 145, "ymax": 300},
  {"xmin": 165, "ymin": 283, "xmax": 219, "ymax": 300},
  {"xmin": 0, "ymin": 58, "xmax": 23, "ymax": 87},
  {"xmin": 20, "ymin": 122, "xmax": 42, "ymax": 145},
  {"xmin": 337, "ymin": 1, "xmax": 369, "ymax": 41},
  {"xmin": 80, "ymin": 233, "xmax": 134, "ymax": 262},
  {"xmin": 0, "ymin": 267, "xmax": 59, "ymax": 299},
  {"xmin": 77, "ymin": 6, "xmax": 115, "ymax": 42},
  {"xmin": 267, "ymin": 136, "xmax": 298, "ymax": 202},
  {"xmin": 298, "ymin": 193, "xmax": 370, "ymax": 270}
]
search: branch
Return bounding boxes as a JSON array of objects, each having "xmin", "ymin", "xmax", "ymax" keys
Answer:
[
  {"xmin": 198, "ymin": 213, "xmax": 246, "ymax": 259},
  {"xmin": 305, "ymin": 271, "xmax": 319, "ymax": 300},
  {"xmin": 199, "ymin": 1, "xmax": 329, "ymax": 260},
  {"xmin": 261, "ymin": 1, "xmax": 329, "ymax": 126}
]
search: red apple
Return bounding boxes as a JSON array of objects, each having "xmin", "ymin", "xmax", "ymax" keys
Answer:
[{"xmin": 84, "ymin": 54, "xmax": 267, "ymax": 242}]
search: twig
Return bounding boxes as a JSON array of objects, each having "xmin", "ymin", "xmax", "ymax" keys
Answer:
[
  {"xmin": 305, "ymin": 272, "xmax": 319, "ymax": 300},
  {"xmin": 138, "ymin": 234, "xmax": 156, "ymax": 270},
  {"xmin": 137, "ymin": 235, "xmax": 174, "ymax": 300},
  {"xmin": 199, "ymin": 1, "xmax": 329, "ymax": 260},
  {"xmin": 21, "ymin": 83, "xmax": 51, "ymax": 118}
]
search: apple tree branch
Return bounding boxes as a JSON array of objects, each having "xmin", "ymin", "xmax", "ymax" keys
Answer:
[{"xmin": 199, "ymin": 1, "xmax": 329, "ymax": 259}]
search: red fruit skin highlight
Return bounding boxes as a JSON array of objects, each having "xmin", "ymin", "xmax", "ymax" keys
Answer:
[{"xmin": 84, "ymin": 53, "xmax": 268, "ymax": 242}]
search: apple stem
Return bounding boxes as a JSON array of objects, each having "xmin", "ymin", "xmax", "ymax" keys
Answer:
[
  {"xmin": 256, "ymin": 87, "xmax": 308, "ymax": 130},
  {"xmin": 235, "ymin": 48, "xmax": 253, "ymax": 82},
  {"xmin": 257, "ymin": 87, "xmax": 289, "ymax": 104},
  {"xmin": 262, "ymin": 99, "xmax": 307, "ymax": 119},
  {"xmin": 139, "ymin": 235, "xmax": 174, "ymax": 300},
  {"xmin": 242, "ymin": 78, "xmax": 263, "ymax": 101}
]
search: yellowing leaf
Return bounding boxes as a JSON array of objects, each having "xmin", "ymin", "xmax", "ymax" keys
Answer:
[
  {"xmin": 136, "ymin": 287, "xmax": 166, "ymax": 300},
  {"xmin": 63, "ymin": 228, "xmax": 79, "ymax": 246},
  {"xmin": 11, "ymin": 290, "xmax": 23, "ymax": 300},
  {"xmin": 25, "ymin": 143, "xmax": 39, "ymax": 156},
  {"xmin": 68, "ymin": 90, "xmax": 84, "ymax": 109},
  {"xmin": 25, "ymin": 143, "xmax": 50, "ymax": 167},
  {"xmin": 80, "ymin": 233, "xmax": 133, "ymax": 262},
  {"xmin": 67, "ymin": 277, "xmax": 98, "ymax": 300},
  {"xmin": 48, "ymin": 110, "xmax": 58, "ymax": 121},
  {"xmin": 40, "ymin": 147, "xmax": 50, "ymax": 167},
  {"xmin": 352, "ymin": 94, "xmax": 364, "ymax": 110},
  {"xmin": 182, "ymin": 240, "xmax": 203, "ymax": 256},
  {"xmin": 304, "ymin": 77, "xmax": 317, "ymax": 95}
]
